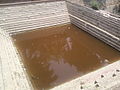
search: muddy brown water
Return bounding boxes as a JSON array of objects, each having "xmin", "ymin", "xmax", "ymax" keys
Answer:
[{"xmin": 12, "ymin": 24, "xmax": 120, "ymax": 90}]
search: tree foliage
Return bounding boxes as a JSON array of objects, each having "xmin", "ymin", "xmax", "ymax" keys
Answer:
[{"xmin": 90, "ymin": 0, "xmax": 100, "ymax": 10}]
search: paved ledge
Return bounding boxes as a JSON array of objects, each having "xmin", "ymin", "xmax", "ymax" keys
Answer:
[
  {"xmin": 51, "ymin": 60, "xmax": 120, "ymax": 90},
  {"xmin": 0, "ymin": 29, "xmax": 33, "ymax": 90}
]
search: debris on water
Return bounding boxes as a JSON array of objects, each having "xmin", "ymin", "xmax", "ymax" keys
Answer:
[
  {"xmin": 68, "ymin": 27, "xmax": 71, "ymax": 29},
  {"xmin": 104, "ymin": 59, "xmax": 109, "ymax": 63}
]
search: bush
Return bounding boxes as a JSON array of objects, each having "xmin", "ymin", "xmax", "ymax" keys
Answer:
[{"xmin": 90, "ymin": 0, "xmax": 100, "ymax": 10}]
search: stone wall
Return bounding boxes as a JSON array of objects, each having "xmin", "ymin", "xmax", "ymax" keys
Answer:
[
  {"xmin": 77, "ymin": 0, "xmax": 120, "ymax": 15},
  {"xmin": 67, "ymin": 0, "xmax": 84, "ymax": 5},
  {"xmin": 105, "ymin": 0, "xmax": 120, "ymax": 14},
  {"xmin": 0, "ymin": 0, "xmax": 70, "ymax": 35},
  {"xmin": 67, "ymin": 1, "xmax": 120, "ymax": 51},
  {"xmin": 0, "ymin": 27, "xmax": 33, "ymax": 90},
  {"xmin": 0, "ymin": 1, "xmax": 70, "ymax": 89}
]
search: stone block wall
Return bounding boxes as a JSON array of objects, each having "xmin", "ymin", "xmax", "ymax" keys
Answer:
[
  {"xmin": 67, "ymin": 0, "xmax": 84, "ymax": 5},
  {"xmin": 0, "ymin": 0, "xmax": 70, "ymax": 35},
  {"xmin": 67, "ymin": 1, "xmax": 120, "ymax": 51}
]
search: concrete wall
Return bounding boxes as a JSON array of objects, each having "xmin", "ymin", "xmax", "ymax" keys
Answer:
[
  {"xmin": 0, "ymin": 0, "xmax": 70, "ymax": 35},
  {"xmin": 67, "ymin": 1, "xmax": 120, "ymax": 51}
]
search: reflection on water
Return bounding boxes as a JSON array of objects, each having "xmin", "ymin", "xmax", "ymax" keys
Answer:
[
  {"xmin": 65, "ymin": 37, "xmax": 72, "ymax": 51},
  {"xmin": 12, "ymin": 24, "xmax": 120, "ymax": 90},
  {"xmin": 48, "ymin": 58, "xmax": 79, "ymax": 86}
]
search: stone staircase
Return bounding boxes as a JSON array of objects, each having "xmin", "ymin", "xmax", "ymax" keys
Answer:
[
  {"xmin": 0, "ymin": 1, "xmax": 70, "ymax": 35},
  {"xmin": 67, "ymin": 1, "xmax": 120, "ymax": 51}
]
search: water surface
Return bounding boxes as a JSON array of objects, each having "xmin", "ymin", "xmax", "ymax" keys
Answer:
[{"xmin": 12, "ymin": 24, "xmax": 120, "ymax": 90}]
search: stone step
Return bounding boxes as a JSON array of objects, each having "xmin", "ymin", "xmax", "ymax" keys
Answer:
[
  {"xmin": 69, "ymin": 10, "xmax": 119, "ymax": 37},
  {"xmin": 70, "ymin": 16, "xmax": 120, "ymax": 51},
  {"xmin": 0, "ymin": 15, "xmax": 69, "ymax": 34},
  {"xmin": 0, "ymin": 1, "xmax": 69, "ymax": 34}
]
